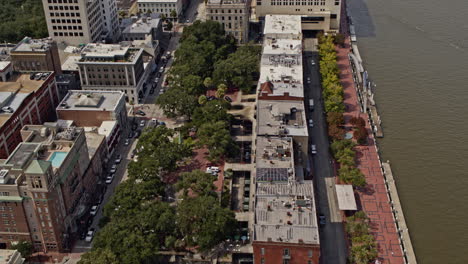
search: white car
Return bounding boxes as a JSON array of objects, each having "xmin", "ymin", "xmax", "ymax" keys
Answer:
[
  {"xmin": 109, "ymin": 164, "xmax": 117, "ymax": 173},
  {"xmin": 85, "ymin": 228, "xmax": 95, "ymax": 242},
  {"xmin": 311, "ymin": 60, "xmax": 316, "ymax": 66},
  {"xmin": 307, "ymin": 77, "xmax": 311, "ymax": 84},
  {"xmin": 124, "ymin": 139, "xmax": 130, "ymax": 146},
  {"xmin": 139, "ymin": 120, "xmax": 146, "ymax": 127},
  {"xmin": 154, "ymin": 77, "xmax": 159, "ymax": 83},
  {"xmin": 311, "ymin": 144, "xmax": 317, "ymax": 155},
  {"xmin": 115, "ymin": 154, "xmax": 122, "ymax": 164},
  {"xmin": 90, "ymin": 205, "xmax": 99, "ymax": 216},
  {"xmin": 105, "ymin": 174, "xmax": 115, "ymax": 184},
  {"xmin": 206, "ymin": 166, "xmax": 220, "ymax": 175},
  {"xmin": 159, "ymin": 89, "xmax": 165, "ymax": 95},
  {"xmin": 308, "ymin": 119, "xmax": 314, "ymax": 128}
]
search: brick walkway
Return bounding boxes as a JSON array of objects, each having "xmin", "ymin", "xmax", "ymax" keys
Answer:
[{"xmin": 337, "ymin": 3, "xmax": 405, "ymax": 263}]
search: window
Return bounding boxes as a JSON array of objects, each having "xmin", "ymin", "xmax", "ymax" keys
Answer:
[
  {"xmin": 335, "ymin": 0, "xmax": 339, "ymax": 5},
  {"xmin": 261, "ymin": 248, "xmax": 265, "ymax": 255},
  {"xmin": 283, "ymin": 248, "xmax": 290, "ymax": 256},
  {"xmin": 308, "ymin": 261, "xmax": 312, "ymax": 264},
  {"xmin": 261, "ymin": 258, "xmax": 265, "ymax": 264},
  {"xmin": 308, "ymin": 250, "xmax": 313, "ymax": 257}
]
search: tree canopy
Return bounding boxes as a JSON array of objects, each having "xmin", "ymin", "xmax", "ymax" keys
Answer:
[{"xmin": 0, "ymin": 0, "xmax": 48, "ymax": 42}]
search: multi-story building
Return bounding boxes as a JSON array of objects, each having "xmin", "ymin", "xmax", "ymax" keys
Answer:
[
  {"xmin": 9, "ymin": 37, "xmax": 62, "ymax": 75},
  {"xmin": 252, "ymin": 15, "xmax": 320, "ymax": 264},
  {"xmin": 205, "ymin": 0, "xmax": 250, "ymax": 43},
  {"xmin": 75, "ymin": 43, "xmax": 150, "ymax": 103},
  {"xmin": 0, "ymin": 62, "xmax": 13, "ymax": 82},
  {"xmin": 137, "ymin": 0, "xmax": 183, "ymax": 20},
  {"xmin": 121, "ymin": 17, "xmax": 162, "ymax": 42},
  {"xmin": 253, "ymin": 0, "xmax": 341, "ymax": 32},
  {"xmin": 41, "ymin": 0, "xmax": 120, "ymax": 46},
  {"xmin": 0, "ymin": 249, "xmax": 24, "ymax": 264},
  {"xmin": 56, "ymin": 90, "xmax": 128, "ymax": 154},
  {"xmin": 0, "ymin": 73, "xmax": 60, "ymax": 159},
  {"xmin": 0, "ymin": 122, "xmax": 90, "ymax": 252}
]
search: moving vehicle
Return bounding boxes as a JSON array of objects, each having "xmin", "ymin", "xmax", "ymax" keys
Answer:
[
  {"xmin": 309, "ymin": 99, "xmax": 314, "ymax": 111},
  {"xmin": 311, "ymin": 144, "xmax": 317, "ymax": 155},
  {"xmin": 124, "ymin": 139, "xmax": 130, "ymax": 146},
  {"xmin": 311, "ymin": 60, "xmax": 316, "ymax": 66},
  {"xmin": 139, "ymin": 120, "xmax": 146, "ymax": 127},
  {"xmin": 85, "ymin": 228, "xmax": 95, "ymax": 242},
  {"xmin": 319, "ymin": 214, "xmax": 326, "ymax": 226},
  {"xmin": 307, "ymin": 77, "xmax": 311, "ymax": 84},
  {"xmin": 90, "ymin": 205, "xmax": 99, "ymax": 216},
  {"xmin": 308, "ymin": 119, "xmax": 314, "ymax": 128}
]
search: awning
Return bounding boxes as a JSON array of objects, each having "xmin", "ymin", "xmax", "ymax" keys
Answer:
[{"xmin": 335, "ymin": 184, "xmax": 357, "ymax": 210}]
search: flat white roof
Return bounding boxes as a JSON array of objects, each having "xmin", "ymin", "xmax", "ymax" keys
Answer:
[
  {"xmin": 335, "ymin": 184, "xmax": 357, "ymax": 210},
  {"xmin": 137, "ymin": 0, "xmax": 179, "ymax": 3},
  {"xmin": 257, "ymin": 100, "xmax": 308, "ymax": 137},
  {"xmin": 264, "ymin": 15, "xmax": 301, "ymax": 36},
  {"xmin": 0, "ymin": 61, "xmax": 11, "ymax": 72},
  {"xmin": 61, "ymin": 56, "xmax": 80, "ymax": 71}
]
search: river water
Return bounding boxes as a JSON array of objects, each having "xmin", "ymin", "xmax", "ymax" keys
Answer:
[{"xmin": 347, "ymin": 0, "xmax": 468, "ymax": 263}]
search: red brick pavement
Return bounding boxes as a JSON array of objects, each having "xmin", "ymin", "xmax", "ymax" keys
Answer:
[{"xmin": 337, "ymin": 9, "xmax": 404, "ymax": 264}]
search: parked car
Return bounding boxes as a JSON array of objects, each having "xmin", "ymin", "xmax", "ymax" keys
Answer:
[
  {"xmin": 128, "ymin": 131, "xmax": 134, "ymax": 138},
  {"xmin": 139, "ymin": 120, "xmax": 146, "ymax": 127},
  {"xmin": 319, "ymin": 214, "xmax": 326, "ymax": 226},
  {"xmin": 134, "ymin": 131, "xmax": 141, "ymax": 138},
  {"xmin": 80, "ymin": 231, "xmax": 87, "ymax": 240},
  {"xmin": 207, "ymin": 96, "xmax": 216, "ymax": 101},
  {"xmin": 307, "ymin": 77, "xmax": 311, "ymax": 84},
  {"xmin": 85, "ymin": 228, "xmax": 95, "ymax": 242},
  {"xmin": 159, "ymin": 66, "xmax": 164, "ymax": 73},
  {"xmin": 90, "ymin": 205, "xmax": 99, "ymax": 216},
  {"xmin": 224, "ymin": 96, "xmax": 232, "ymax": 102},
  {"xmin": 115, "ymin": 154, "xmax": 122, "ymax": 164},
  {"xmin": 154, "ymin": 77, "xmax": 160, "ymax": 83},
  {"xmin": 150, "ymin": 88, "xmax": 155, "ymax": 94},
  {"xmin": 124, "ymin": 139, "xmax": 130, "ymax": 146},
  {"xmin": 105, "ymin": 174, "xmax": 115, "ymax": 184},
  {"xmin": 97, "ymin": 194, "xmax": 104, "ymax": 205},
  {"xmin": 311, "ymin": 144, "xmax": 317, "ymax": 155},
  {"xmin": 159, "ymin": 89, "xmax": 165, "ymax": 95},
  {"xmin": 311, "ymin": 60, "xmax": 316, "ymax": 66},
  {"xmin": 135, "ymin": 110, "xmax": 146, "ymax": 116},
  {"xmin": 109, "ymin": 164, "xmax": 117, "ymax": 174},
  {"xmin": 308, "ymin": 119, "xmax": 314, "ymax": 128},
  {"xmin": 158, "ymin": 121, "xmax": 166, "ymax": 126}
]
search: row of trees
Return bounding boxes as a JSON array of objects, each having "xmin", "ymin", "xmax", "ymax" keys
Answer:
[
  {"xmin": 79, "ymin": 127, "xmax": 237, "ymax": 264},
  {"xmin": 346, "ymin": 211, "xmax": 378, "ymax": 264},
  {"xmin": 0, "ymin": 0, "xmax": 48, "ymax": 42},
  {"xmin": 330, "ymin": 140, "xmax": 366, "ymax": 187},
  {"xmin": 157, "ymin": 21, "xmax": 260, "ymax": 162}
]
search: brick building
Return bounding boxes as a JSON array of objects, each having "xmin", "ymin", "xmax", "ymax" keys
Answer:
[
  {"xmin": 0, "ymin": 122, "xmax": 91, "ymax": 252},
  {"xmin": 0, "ymin": 73, "xmax": 60, "ymax": 159},
  {"xmin": 10, "ymin": 37, "xmax": 62, "ymax": 75}
]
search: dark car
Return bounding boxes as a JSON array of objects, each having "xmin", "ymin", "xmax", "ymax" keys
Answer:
[
  {"xmin": 135, "ymin": 110, "xmax": 146, "ymax": 116},
  {"xmin": 150, "ymin": 88, "xmax": 155, "ymax": 94},
  {"xmin": 128, "ymin": 132, "xmax": 134, "ymax": 138},
  {"xmin": 224, "ymin": 96, "xmax": 232, "ymax": 102},
  {"xmin": 80, "ymin": 231, "xmax": 87, "ymax": 240},
  {"xmin": 134, "ymin": 131, "xmax": 141, "ymax": 138},
  {"xmin": 319, "ymin": 214, "xmax": 326, "ymax": 226}
]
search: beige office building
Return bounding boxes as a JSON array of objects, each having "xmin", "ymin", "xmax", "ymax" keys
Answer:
[
  {"xmin": 253, "ymin": 0, "xmax": 341, "ymax": 32},
  {"xmin": 137, "ymin": 0, "xmax": 183, "ymax": 19},
  {"xmin": 41, "ymin": 0, "xmax": 120, "ymax": 46},
  {"xmin": 205, "ymin": 0, "xmax": 250, "ymax": 43}
]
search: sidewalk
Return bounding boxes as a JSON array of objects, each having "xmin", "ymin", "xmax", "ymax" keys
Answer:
[{"xmin": 336, "ymin": 21, "xmax": 405, "ymax": 264}]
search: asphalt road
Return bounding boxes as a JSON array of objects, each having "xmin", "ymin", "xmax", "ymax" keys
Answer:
[{"xmin": 303, "ymin": 38, "xmax": 347, "ymax": 264}]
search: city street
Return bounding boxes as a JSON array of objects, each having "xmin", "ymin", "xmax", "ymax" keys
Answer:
[{"xmin": 303, "ymin": 38, "xmax": 347, "ymax": 264}]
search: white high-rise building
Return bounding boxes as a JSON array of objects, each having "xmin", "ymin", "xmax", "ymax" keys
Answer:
[{"xmin": 41, "ymin": 0, "xmax": 120, "ymax": 46}]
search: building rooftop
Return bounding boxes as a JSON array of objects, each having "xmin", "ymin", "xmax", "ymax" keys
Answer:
[
  {"xmin": 335, "ymin": 184, "xmax": 357, "ymax": 211},
  {"xmin": 254, "ymin": 181, "xmax": 319, "ymax": 244},
  {"xmin": 84, "ymin": 131, "xmax": 106, "ymax": 160},
  {"xmin": 0, "ymin": 249, "xmax": 24, "ymax": 264},
  {"xmin": 61, "ymin": 56, "xmax": 80, "ymax": 72},
  {"xmin": 264, "ymin": 15, "xmax": 302, "ymax": 37},
  {"xmin": 98, "ymin": 121, "xmax": 117, "ymax": 139},
  {"xmin": 0, "ymin": 61, "xmax": 11, "ymax": 72},
  {"xmin": 57, "ymin": 90, "xmax": 125, "ymax": 112},
  {"xmin": 11, "ymin": 37, "xmax": 55, "ymax": 53},
  {"xmin": 78, "ymin": 43, "xmax": 142, "ymax": 64},
  {"xmin": 137, "ymin": 0, "xmax": 179, "ymax": 2},
  {"xmin": 122, "ymin": 17, "xmax": 161, "ymax": 34},
  {"xmin": 257, "ymin": 100, "xmax": 308, "ymax": 137},
  {"xmin": 0, "ymin": 73, "xmax": 53, "ymax": 127},
  {"xmin": 256, "ymin": 136, "xmax": 296, "ymax": 182},
  {"xmin": 207, "ymin": 0, "xmax": 247, "ymax": 4}
]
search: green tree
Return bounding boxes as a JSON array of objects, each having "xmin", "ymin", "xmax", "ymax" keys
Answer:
[
  {"xmin": 177, "ymin": 196, "xmax": 237, "ymax": 251},
  {"xmin": 10, "ymin": 240, "xmax": 33, "ymax": 258},
  {"xmin": 176, "ymin": 170, "xmax": 217, "ymax": 197},
  {"xmin": 192, "ymin": 100, "xmax": 232, "ymax": 128},
  {"xmin": 333, "ymin": 33, "xmax": 346, "ymax": 46},
  {"xmin": 170, "ymin": 9, "xmax": 177, "ymax": 19},
  {"xmin": 198, "ymin": 121, "xmax": 238, "ymax": 162},
  {"xmin": 161, "ymin": 14, "xmax": 167, "ymax": 21},
  {"xmin": 166, "ymin": 21, "xmax": 173, "ymax": 31},
  {"xmin": 198, "ymin": 95, "xmax": 207, "ymax": 105},
  {"xmin": 216, "ymin": 83, "xmax": 227, "ymax": 98},
  {"xmin": 156, "ymin": 87, "xmax": 197, "ymax": 118},
  {"xmin": 328, "ymin": 124, "xmax": 345, "ymax": 140},
  {"xmin": 327, "ymin": 112, "xmax": 344, "ymax": 127},
  {"xmin": 79, "ymin": 248, "xmax": 119, "ymax": 264},
  {"xmin": 0, "ymin": 0, "xmax": 48, "ymax": 42},
  {"xmin": 203, "ymin": 77, "xmax": 214, "ymax": 89}
]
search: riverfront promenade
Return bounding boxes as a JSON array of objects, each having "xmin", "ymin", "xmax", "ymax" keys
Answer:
[{"xmin": 336, "ymin": 10, "xmax": 406, "ymax": 263}]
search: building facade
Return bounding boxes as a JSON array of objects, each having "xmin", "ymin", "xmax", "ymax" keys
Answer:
[
  {"xmin": 0, "ymin": 122, "xmax": 90, "ymax": 252},
  {"xmin": 253, "ymin": 0, "xmax": 341, "ymax": 32},
  {"xmin": 137, "ymin": 0, "xmax": 183, "ymax": 20},
  {"xmin": 75, "ymin": 43, "xmax": 149, "ymax": 103},
  {"xmin": 121, "ymin": 17, "xmax": 162, "ymax": 42},
  {"xmin": 9, "ymin": 37, "xmax": 62, "ymax": 75},
  {"xmin": 41, "ymin": 0, "xmax": 120, "ymax": 46},
  {"xmin": 0, "ymin": 73, "xmax": 60, "ymax": 159},
  {"xmin": 205, "ymin": 0, "xmax": 250, "ymax": 43}
]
